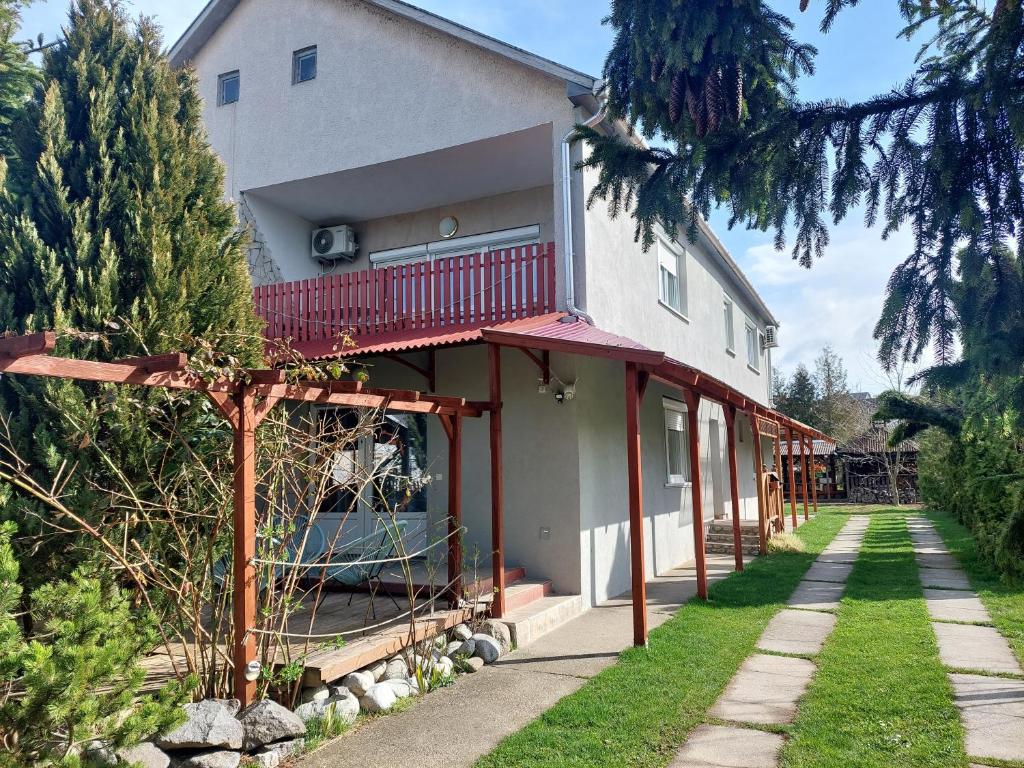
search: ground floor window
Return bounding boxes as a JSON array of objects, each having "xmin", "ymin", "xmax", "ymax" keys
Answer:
[{"xmin": 664, "ymin": 398, "xmax": 692, "ymax": 485}]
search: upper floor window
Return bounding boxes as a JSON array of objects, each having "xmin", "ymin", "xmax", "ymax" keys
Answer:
[
  {"xmin": 218, "ymin": 71, "xmax": 240, "ymax": 105},
  {"xmin": 658, "ymin": 238, "xmax": 687, "ymax": 317},
  {"xmin": 745, "ymin": 319, "xmax": 760, "ymax": 372},
  {"xmin": 664, "ymin": 398, "xmax": 691, "ymax": 486},
  {"xmin": 723, "ymin": 295, "xmax": 735, "ymax": 353},
  {"xmin": 293, "ymin": 46, "xmax": 317, "ymax": 84}
]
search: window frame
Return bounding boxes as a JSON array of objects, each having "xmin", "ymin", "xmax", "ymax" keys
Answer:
[
  {"xmin": 217, "ymin": 70, "xmax": 240, "ymax": 106},
  {"xmin": 663, "ymin": 398, "xmax": 692, "ymax": 487},
  {"xmin": 745, "ymin": 318, "xmax": 761, "ymax": 373},
  {"xmin": 292, "ymin": 46, "xmax": 318, "ymax": 85},
  {"xmin": 657, "ymin": 236, "xmax": 688, "ymax": 319},
  {"xmin": 723, "ymin": 294, "xmax": 736, "ymax": 355}
]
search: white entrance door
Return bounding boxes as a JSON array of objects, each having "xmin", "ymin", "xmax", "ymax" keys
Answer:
[{"xmin": 317, "ymin": 409, "xmax": 430, "ymax": 555}]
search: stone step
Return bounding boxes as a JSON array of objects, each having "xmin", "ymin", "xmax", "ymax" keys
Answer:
[
  {"xmin": 707, "ymin": 543, "xmax": 760, "ymax": 556},
  {"xmin": 499, "ymin": 593, "xmax": 584, "ymax": 648},
  {"xmin": 705, "ymin": 532, "xmax": 760, "ymax": 546},
  {"xmin": 502, "ymin": 578, "xmax": 553, "ymax": 614}
]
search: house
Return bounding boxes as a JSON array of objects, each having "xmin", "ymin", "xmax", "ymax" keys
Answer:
[
  {"xmin": 837, "ymin": 425, "xmax": 920, "ymax": 505},
  {"xmin": 170, "ymin": 0, "xmax": 829, "ymax": 653}
]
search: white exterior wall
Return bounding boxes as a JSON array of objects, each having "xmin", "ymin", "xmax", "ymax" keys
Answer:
[{"xmin": 190, "ymin": 0, "xmax": 576, "ymax": 295}]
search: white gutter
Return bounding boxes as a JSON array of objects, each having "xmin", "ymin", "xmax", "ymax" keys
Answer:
[{"xmin": 560, "ymin": 84, "xmax": 608, "ymax": 324}]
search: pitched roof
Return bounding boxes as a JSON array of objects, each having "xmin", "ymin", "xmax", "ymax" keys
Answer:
[
  {"xmin": 169, "ymin": 0, "xmax": 598, "ymax": 90},
  {"xmin": 837, "ymin": 424, "xmax": 919, "ymax": 455}
]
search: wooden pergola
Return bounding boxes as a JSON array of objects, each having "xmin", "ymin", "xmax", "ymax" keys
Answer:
[{"xmin": 0, "ymin": 331, "xmax": 493, "ymax": 707}]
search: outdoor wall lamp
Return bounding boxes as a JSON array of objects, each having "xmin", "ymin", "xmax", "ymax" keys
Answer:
[{"xmin": 244, "ymin": 660, "xmax": 262, "ymax": 682}]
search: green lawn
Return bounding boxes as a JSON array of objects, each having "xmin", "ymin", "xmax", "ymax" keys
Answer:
[
  {"xmin": 781, "ymin": 512, "xmax": 968, "ymax": 768},
  {"xmin": 927, "ymin": 510, "xmax": 1024, "ymax": 666},
  {"xmin": 476, "ymin": 511, "xmax": 847, "ymax": 768}
]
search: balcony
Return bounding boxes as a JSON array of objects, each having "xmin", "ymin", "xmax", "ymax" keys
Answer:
[{"xmin": 254, "ymin": 242, "xmax": 558, "ymax": 355}]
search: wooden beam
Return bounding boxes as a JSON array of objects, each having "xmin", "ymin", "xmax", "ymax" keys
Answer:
[
  {"xmin": 800, "ymin": 432, "xmax": 811, "ymax": 521},
  {"xmin": 684, "ymin": 389, "xmax": 708, "ymax": 599},
  {"xmin": 207, "ymin": 391, "xmax": 239, "ymax": 431},
  {"xmin": 247, "ymin": 383, "xmax": 479, "ymax": 417},
  {"xmin": 515, "ymin": 347, "xmax": 551, "ymax": 386},
  {"xmin": 448, "ymin": 414, "xmax": 463, "ymax": 608},
  {"xmin": 808, "ymin": 435, "xmax": 820, "ymax": 515},
  {"xmin": 437, "ymin": 413, "xmax": 454, "ymax": 443},
  {"xmin": 725, "ymin": 406, "xmax": 744, "ymax": 572},
  {"xmin": 488, "ymin": 344, "xmax": 506, "ymax": 619},
  {"xmin": 112, "ymin": 352, "xmax": 187, "ymax": 373},
  {"xmin": 624, "ymin": 362, "xmax": 648, "ymax": 645},
  {"xmin": 0, "ymin": 331, "xmax": 55, "ymax": 359},
  {"xmin": 383, "ymin": 352, "xmax": 436, "ymax": 392},
  {"xmin": 773, "ymin": 427, "xmax": 785, "ymax": 532},
  {"xmin": 786, "ymin": 427, "xmax": 799, "ymax": 528},
  {"xmin": 232, "ymin": 384, "xmax": 258, "ymax": 707},
  {"xmin": 751, "ymin": 414, "xmax": 768, "ymax": 555},
  {"xmin": 0, "ymin": 354, "xmax": 237, "ymax": 392}
]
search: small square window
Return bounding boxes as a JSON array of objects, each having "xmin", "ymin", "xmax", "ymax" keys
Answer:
[
  {"xmin": 293, "ymin": 46, "xmax": 317, "ymax": 84},
  {"xmin": 218, "ymin": 71, "xmax": 240, "ymax": 105}
]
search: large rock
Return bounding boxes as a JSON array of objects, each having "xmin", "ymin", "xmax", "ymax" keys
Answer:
[
  {"xmin": 383, "ymin": 657, "xmax": 408, "ymax": 681},
  {"xmin": 480, "ymin": 619, "xmax": 512, "ymax": 654},
  {"xmin": 168, "ymin": 751, "xmax": 240, "ymax": 768},
  {"xmin": 382, "ymin": 679, "xmax": 413, "ymax": 699},
  {"xmin": 117, "ymin": 743, "xmax": 170, "ymax": 768},
  {"xmin": 211, "ymin": 699, "xmax": 241, "ymax": 717},
  {"xmin": 435, "ymin": 656, "xmax": 454, "ymax": 677},
  {"xmin": 452, "ymin": 623, "xmax": 472, "ymax": 641},
  {"xmin": 300, "ymin": 685, "xmax": 329, "ymax": 704},
  {"xmin": 462, "ymin": 656, "xmax": 485, "ymax": 673},
  {"xmin": 366, "ymin": 660, "xmax": 388, "ymax": 682},
  {"xmin": 471, "ymin": 634, "xmax": 501, "ymax": 664},
  {"xmin": 341, "ymin": 670, "xmax": 375, "ymax": 697},
  {"xmin": 294, "ymin": 690, "xmax": 359, "ymax": 727},
  {"xmin": 455, "ymin": 638, "xmax": 475, "ymax": 657},
  {"xmin": 157, "ymin": 700, "xmax": 243, "ymax": 751},
  {"xmin": 445, "ymin": 640, "xmax": 464, "ymax": 657},
  {"xmin": 237, "ymin": 699, "xmax": 305, "ymax": 751},
  {"xmin": 252, "ymin": 738, "xmax": 305, "ymax": 768},
  {"xmin": 359, "ymin": 683, "xmax": 397, "ymax": 714}
]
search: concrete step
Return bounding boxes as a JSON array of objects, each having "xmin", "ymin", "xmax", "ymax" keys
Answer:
[
  {"xmin": 503, "ymin": 578, "xmax": 553, "ymax": 613},
  {"xmin": 499, "ymin": 593, "xmax": 584, "ymax": 648},
  {"xmin": 707, "ymin": 543, "xmax": 760, "ymax": 556}
]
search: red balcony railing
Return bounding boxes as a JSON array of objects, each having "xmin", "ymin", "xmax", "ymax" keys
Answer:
[{"xmin": 255, "ymin": 241, "xmax": 557, "ymax": 346}]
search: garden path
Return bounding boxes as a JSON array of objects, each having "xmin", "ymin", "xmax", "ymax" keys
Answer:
[
  {"xmin": 668, "ymin": 515, "xmax": 869, "ymax": 768},
  {"xmin": 908, "ymin": 517, "xmax": 1024, "ymax": 765}
]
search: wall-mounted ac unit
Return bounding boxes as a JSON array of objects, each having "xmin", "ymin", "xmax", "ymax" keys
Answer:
[
  {"xmin": 763, "ymin": 325, "xmax": 780, "ymax": 348},
  {"xmin": 311, "ymin": 226, "xmax": 358, "ymax": 262}
]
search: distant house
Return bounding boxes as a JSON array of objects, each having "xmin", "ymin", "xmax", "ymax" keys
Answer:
[
  {"xmin": 837, "ymin": 424, "xmax": 920, "ymax": 505},
  {"xmin": 169, "ymin": 0, "xmax": 830, "ymax": 655}
]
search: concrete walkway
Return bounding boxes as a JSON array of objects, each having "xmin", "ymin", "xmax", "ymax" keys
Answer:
[
  {"xmin": 301, "ymin": 553, "xmax": 739, "ymax": 768},
  {"xmin": 908, "ymin": 517, "xmax": 1024, "ymax": 764},
  {"xmin": 669, "ymin": 515, "xmax": 870, "ymax": 768}
]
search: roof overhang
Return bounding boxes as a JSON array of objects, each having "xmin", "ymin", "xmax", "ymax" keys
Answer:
[{"xmin": 169, "ymin": 0, "xmax": 598, "ymax": 92}]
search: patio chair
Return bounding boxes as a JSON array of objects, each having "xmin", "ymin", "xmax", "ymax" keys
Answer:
[{"xmin": 322, "ymin": 520, "xmax": 408, "ymax": 620}]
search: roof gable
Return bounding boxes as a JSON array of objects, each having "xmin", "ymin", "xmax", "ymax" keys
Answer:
[{"xmin": 169, "ymin": 0, "xmax": 597, "ymax": 90}]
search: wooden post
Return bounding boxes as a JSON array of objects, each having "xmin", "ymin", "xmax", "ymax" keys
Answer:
[
  {"xmin": 488, "ymin": 344, "xmax": 506, "ymax": 618},
  {"xmin": 724, "ymin": 406, "xmax": 744, "ymax": 572},
  {"xmin": 751, "ymin": 415, "xmax": 768, "ymax": 555},
  {"xmin": 809, "ymin": 436, "xmax": 820, "ymax": 514},
  {"xmin": 624, "ymin": 362, "xmax": 648, "ymax": 646},
  {"xmin": 773, "ymin": 427, "xmax": 784, "ymax": 532},
  {"xmin": 799, "ymin": 432, "xmax": 811, "ymax": 521},
  {"xmin": 232, "ymin": 385, "xmax": 257, "ymax": 707},
  {"xmin": 447, "ymin": 414, "xmax": 463, "ymax": 607},
  {"xmin": 683, "ymin": 390, "xmax": 708, "ymax": 599},
  {"xmin": 786, "ymin": 426, "xmax": 799, "ymax": 528}
]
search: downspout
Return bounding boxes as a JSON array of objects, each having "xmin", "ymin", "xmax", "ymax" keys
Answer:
[{"xmin": 560, "ymin": 83, "xmax": 608, "ymax": 324}]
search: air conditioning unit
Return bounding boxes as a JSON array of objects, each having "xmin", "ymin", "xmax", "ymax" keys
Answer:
[
  {"xmin": 311, "ymin": 226, "xmax": 358, "ymax": 262},
  {"xmin": 763, "ymin": 325, "xmax": 780, "ymax": 349}
]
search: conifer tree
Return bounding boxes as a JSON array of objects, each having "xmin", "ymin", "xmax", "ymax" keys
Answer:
[
  {"xmin": 579, "ymin": 0, "xmax": 1024, "ymax": 372},
  {"xmin": 0, "ymin": 1, "xmax": 36, "ymax": 159},
  {"xmin": 782, "ymin": 364, "xmax": 818, "ymax": 426},
  {"xmin": 0, "ymin": 0, "xmax": 262, "ymax": 585}
]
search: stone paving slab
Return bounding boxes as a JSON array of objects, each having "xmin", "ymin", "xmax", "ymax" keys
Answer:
[
  {"xmin": 949, "ymin": 673, "xmax": 1024, "ymax": 763},
  {"xmin": 816, "ymin": 551, "xmax": 859, "ymax": 564},
  {"xmin": 919, "ymin": 568, "xmax": 972, "ymax": 591},
  {"xmin": 757, "ymin": 608, "xmax": 837, "ymax": 655},
  {"xmin": 923, "ymin": 589, "xmax": 992, "ymax": 625},
  {"xmin": 802, "ymin": 561, "xmax": 855, "ymax": 583},
  {"xmin": 668, "ymin": 724, "xmax": 784, "ymax": 768},
  {"xmin": 933, "ymin": 622, "xmax": 1023, "ymax": 675},
  {"xmin": 709, "ymin": 653, "xmax": 817, "ymax": 725},
  {"xmin": 787, "ymin": 579, "xmax": 846, "ymax": 612},
  {"xmin": 915, "ymin": 552, "xmax": 962, "ymax": 570}
]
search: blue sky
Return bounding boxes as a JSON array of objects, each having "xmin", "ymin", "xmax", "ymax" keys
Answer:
[{"xmin": 18, "ymin": 1, "xmax": 927, "ymax": 392}]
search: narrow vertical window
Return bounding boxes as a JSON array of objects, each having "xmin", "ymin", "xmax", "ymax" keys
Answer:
[
  {"xmin": 745, "ymin": 320, "xmax": 760, "ymax": 371},
  {"xmin": 293, "ymin": 46, "xmax": 317, "ymax": 84},
  {"xmin": 724, "ymin": 295, "xmax": 735, "ymax": 352},
  {"xmin": 664, "ymin": 400, "xmax": 692, "ymax": 485},
  {"xmin": 218, "ymin": 71, "xmax": 240, "ymax": 105},
  {"xmin": 658, "ymin": 239, "xmax": 686, "ymax": 316}
]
